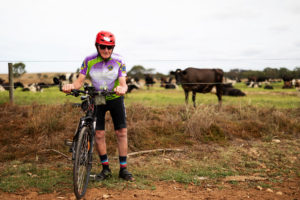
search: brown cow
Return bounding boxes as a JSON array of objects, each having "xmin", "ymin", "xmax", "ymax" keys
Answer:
[{"xmin": 170, "ymin": 67, "xmax": 224, "ymax": 107}]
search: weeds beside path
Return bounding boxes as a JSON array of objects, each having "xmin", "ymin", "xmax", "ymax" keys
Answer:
[
  {"xmin": 0, "ymin": 139, "xmax": 299, "ymax": 199},
  {"xmin": 0, "ymin": 103, "xmax": 299, "ymax": 199}
]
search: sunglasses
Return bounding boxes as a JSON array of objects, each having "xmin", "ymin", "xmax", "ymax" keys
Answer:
[{"xmin": 98, "ymin": 45, "xmax": 114, "ymax": 50}]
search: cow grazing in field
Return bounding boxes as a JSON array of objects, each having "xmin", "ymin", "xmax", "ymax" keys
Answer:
[
  {"xmin": 282, "ymin": 76, "xmax": 293, "ymax": 89},
  {"xmin": 53, "ymin": 73, "xmax": 79, "ymax": 86},
  {"xmin": 246, "ymin": 76, "xmax": 268, "ymax": 88},
  {"xmin": 0, "ymin": 81, "xmax": 24, "ymax": 90},
  {"xmin": 144, "ymin": 74, "xmax": 155, "ymax": 89},
  {"xmin": 126, "ymin": 77, "xmax": 141, "ymax": 93},
  {"xmin": 22, "ymin": 83, "xmax": 43, "ymax": 92},
  {"xmin": 170, "ymin": 67, "xmax": 224, "ymax": 107}
]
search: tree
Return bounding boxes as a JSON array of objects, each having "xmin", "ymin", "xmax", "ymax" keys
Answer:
[
  {"xmin": 263, "ymin": 67, "xmax": 279, "ymax": 79},
  {"xmin": 293, "ymin": 67, "xmax": 300, "ymax": 79},
  {"xmin": 12, "ymin": 62, "xmax": 26, "ymax": 78},
  {"xmin": 127, "ymin": 65, "xmax": 146, "ymax": 78},
  {"xmin": 224, "ymin": 69, "xmax": 242, "ymax": 80},
  {"xmin": 278, "ymin": 67, "xmax": 293, "ymax": 80}
]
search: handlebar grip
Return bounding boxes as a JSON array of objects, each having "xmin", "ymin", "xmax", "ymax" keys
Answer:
[
  {"xmin": 71, "ymin": 89, "xmax": 85, "ymax": 93},
  {"xmin": 100, "ymin": 91, "xmax": 116, "ymax": 96}
]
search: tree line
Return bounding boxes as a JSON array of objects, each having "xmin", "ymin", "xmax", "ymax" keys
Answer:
[
  {"xmin": 224, "ymin": 67, "xmax": 300, "ymax": 80},
  {"xmin": 9, "ymin": 63, "xmax": 300, "ymax": 81},
  {"xmin": 128, "ymin": 65, "xmax": 300, "ymax": 80}
]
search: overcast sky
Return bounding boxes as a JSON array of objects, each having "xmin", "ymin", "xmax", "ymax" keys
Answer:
[{"xmin": 0, "ymin": 0, "xmax": 300, "ymax": 74}]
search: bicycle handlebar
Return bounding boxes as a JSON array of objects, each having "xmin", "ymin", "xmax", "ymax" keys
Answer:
[
  {"xmin": 68, "ymin": 87, "xmax": 115, "ymax": 97},
  {"xmin": 55, "ymin": 78, "xmax": 115, "ymax": 97}
]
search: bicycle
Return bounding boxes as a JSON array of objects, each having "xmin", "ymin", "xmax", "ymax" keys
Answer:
[{"xmin": 60, "ymin": 83, "xmax": 115, "ymax": 199}]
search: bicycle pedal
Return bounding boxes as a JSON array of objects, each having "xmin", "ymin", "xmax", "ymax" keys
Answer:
[
  {"xmin": 89, "ymin": 174, "xmax": 96, "ymax": 181},
  {"xmin": 64, "ymin": 139, "xmax": 73, "ymax": 146}
]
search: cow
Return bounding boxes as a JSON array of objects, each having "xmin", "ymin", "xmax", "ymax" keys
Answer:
[
  {"xmin": 264, "ymin": 85, "xmax": 274, "ymax": 90},
  {"xmin": 126, "ymin": 77, "xmax": 141, "ymax": 93},
  {"xmin": 0, "ymin": 81, "xmax": 24, "ymax": 90},
  {"xmin": 0, "ymin": 85, "xmax": 5, "ymax": 92},
  {"xmin": 246, "ymin": 76, "xmax": 268, "ymax": 88},
  {"xmin": 0, "ymin": 78, "xmax": 4, "ymax": 85},
  {"xmin": 170, "ymin": 67, "xmax": 224, "ymax": 107},
  {"xmin": 222, "ymin": 83, "xmax": 246, "ymax": 96},
  {"xmin": 53, "ymin": 73, "xmax": 79, "ymax": 86},
  {"xmin": 282, "ymin": 76, "xmax": 293, "ymax": 89},
  {"xmin": 160, "ymin": 77, "xmax": 176, "ymax": 89},
  {"xmin": 37, "ymin": 82, "xmax": 49, "ymax": 89},
  {"xmin": 144, "ymin": 74, "xmax": 155, "ymax": 90},
  {"xmin": 160, "ymin": 77, "xmax": 167, "ymax": 87},
  {"xmin": 292, "ymin": 79, "xmax": 300, "ymax": 90},
  {"xmin": 22, "ymin": 83, "xmax": 43, "ymax": 92}
]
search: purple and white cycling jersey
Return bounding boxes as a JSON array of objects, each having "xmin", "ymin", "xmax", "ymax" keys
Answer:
[{"xmin": 80, "ymin": 52, "xmax": 127, "ymax": 99}]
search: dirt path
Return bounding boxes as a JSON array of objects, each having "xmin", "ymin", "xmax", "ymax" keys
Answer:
[{"xmin": 1, "ymin": 180, "xmax": 299, "ymax": 200}]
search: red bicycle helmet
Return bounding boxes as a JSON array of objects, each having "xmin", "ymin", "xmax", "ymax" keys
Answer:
[{"xmin": 95, "ymin": 31, "xmax": 115, "ymax": 46}]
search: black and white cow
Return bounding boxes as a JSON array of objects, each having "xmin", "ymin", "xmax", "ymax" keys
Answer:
[
  {"xmin": 126, "ymin": 77, "xmax": 141, "ymax": 93},
  {"xmin": 53, "ymin": 73, "xmax": 79, "ymax": 86},
  {"xmin": 144, "ymin": 74, "xmax": 156, "ymax": 90}
]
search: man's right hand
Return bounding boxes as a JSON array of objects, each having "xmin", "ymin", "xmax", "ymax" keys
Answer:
[{"xmin": 62, "ymin": 84, "xmax": 75, "ymax": 93}]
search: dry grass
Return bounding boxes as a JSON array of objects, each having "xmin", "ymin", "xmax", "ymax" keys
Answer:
[
  {"xmin": 0, "ymin": 72, "xmax": 68, "ymax": 85},
  {"xmin": 0, "ymin": 103, "xmax": 299, "ymax": 162}
]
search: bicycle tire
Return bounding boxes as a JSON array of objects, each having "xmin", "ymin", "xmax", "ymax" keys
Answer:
[{"xmin": 73, "ymin": 126, "xmax": 92, "ymax": 199}]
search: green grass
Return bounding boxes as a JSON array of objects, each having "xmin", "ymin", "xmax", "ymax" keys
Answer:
[
  {"xmin": 0, "ymin": 82, "xmax": 299, "ymax": 194},
  {"xmin": 1, "ymin": 139, "xmax": 299, "ymax": 193},
  {"xmin": 0, "ymin": 161, "xmax": 72, "ymax": 193},
  {"xmin": 0, "ymin": 83, "xmax": 299, "ymax": 108}
]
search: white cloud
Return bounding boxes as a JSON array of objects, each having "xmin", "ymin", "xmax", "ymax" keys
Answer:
[{"xmin": 0, "ymin": 0, "xmax": 300, "ymax": 74}]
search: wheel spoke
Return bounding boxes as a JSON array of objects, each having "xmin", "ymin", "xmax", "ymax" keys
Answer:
[
  {"xmin": 77, "ymin": 133, "xmax": 89, "ymax": 193},
  {"xmin": 73, "ymin": 126, "xmax": 92, "ymax": 198}
]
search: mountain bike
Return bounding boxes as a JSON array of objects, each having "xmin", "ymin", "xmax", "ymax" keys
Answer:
[{"xmin": 62, "ymin": 85, "xmax": 115, "ymax": 199}]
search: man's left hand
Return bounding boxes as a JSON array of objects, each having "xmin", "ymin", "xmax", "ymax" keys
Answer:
[{"xmin": 114, "ymin": 86, "xmax": 127, "ymax": 96}]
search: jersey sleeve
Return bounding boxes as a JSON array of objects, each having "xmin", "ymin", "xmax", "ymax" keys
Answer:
[
  {"xmin": 118, "ymin": 60, "xmax": 127, "ymax": 77},
  {"xmin": 80, "ymin": 59, "xmax": 88, "ymax": 75}
]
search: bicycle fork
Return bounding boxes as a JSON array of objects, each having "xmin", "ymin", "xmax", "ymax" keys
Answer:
[{"xmin": 88, "ymin": 120, "xmax": 97, "ymax": 166}]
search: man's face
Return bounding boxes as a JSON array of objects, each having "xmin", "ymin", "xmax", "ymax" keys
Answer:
[{"xmin": 97, "ymin": 45, "xmax": 114, "ymax": 59}]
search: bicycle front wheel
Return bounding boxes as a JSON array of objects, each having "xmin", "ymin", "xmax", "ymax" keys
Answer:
[{"xmin": 73, "ymin": 126, "xmax": 92, "ymax": 199}]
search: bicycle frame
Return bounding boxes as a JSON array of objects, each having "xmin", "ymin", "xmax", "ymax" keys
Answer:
[
  {"xmin": 65, "ymin": 86, "xmax": 116, "ymax": 199},
  {"xmin": 71, "ymin": 92, "xmax": 97, "ymax": 163}
]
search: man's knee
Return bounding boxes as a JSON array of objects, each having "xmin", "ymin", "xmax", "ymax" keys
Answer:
[
  {"xmin": 115, "ymin": 128, "xmax": 127, "ymax": 138},
  {"xmin": 95, "ymin": 130, "xmax": 105, "ymax": 140}
]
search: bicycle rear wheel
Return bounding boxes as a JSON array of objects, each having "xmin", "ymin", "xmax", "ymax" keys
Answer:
[{"xmin": 73, "ymin": 126, "xmax": 92, "ymax": 199}]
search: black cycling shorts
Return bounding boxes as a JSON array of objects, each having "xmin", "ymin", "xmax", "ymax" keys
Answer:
[{"xmin": 95, "ymin": 96, "xmax": 127, "ymax": 130}]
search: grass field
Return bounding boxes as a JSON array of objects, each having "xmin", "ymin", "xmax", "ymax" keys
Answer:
[
  {"xmin": 0, "ymin": 80, "xmax": 299, "ymax": 199},
  {"xmin": 0, "ymin": 82, "xmax": 299, "ymax": 108}
]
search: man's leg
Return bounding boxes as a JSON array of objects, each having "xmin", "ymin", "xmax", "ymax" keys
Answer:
[
  {"xmin": 115, "ymin": 128, "xmax": 127, "ymax": 156},
  {"xmin": 95, "ymin": 130, "xmax": 107, "ymax": 155},
  {"xmin": 115, "ymin": 128, "xmax": 134, "ymax": 181},
  {"xmin": 95, "ymin": 130, "xmax": 112, "ymax": 180}
]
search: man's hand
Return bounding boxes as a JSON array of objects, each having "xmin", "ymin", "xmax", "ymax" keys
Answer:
[
  {"xmin": 114, "ymin": 86, "xmax": 127, "ymax": 96},
  {"xmin": 62, "ymin": 84, "xmax": 75, "ymax": 93}
]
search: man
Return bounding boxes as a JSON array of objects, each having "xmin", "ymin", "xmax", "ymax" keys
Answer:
[{"xmin": 62, "ymin": 31, "xmax": 134, "ymax": 181}]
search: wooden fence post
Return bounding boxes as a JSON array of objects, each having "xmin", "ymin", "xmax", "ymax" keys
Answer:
[{"xmin": 8, "ymin": 63, "xmax": 14, "ymax": 104}]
